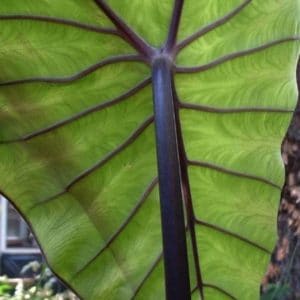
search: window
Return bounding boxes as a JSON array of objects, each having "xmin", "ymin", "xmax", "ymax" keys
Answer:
[{"xmin": 0, "ymin": 196, "xmax": 39, "ymax": 254}]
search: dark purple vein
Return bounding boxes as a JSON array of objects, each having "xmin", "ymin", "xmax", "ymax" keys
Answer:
[
  {"xmin": 0, "ymin": 15, "xmax": 120, "ymax": 36},
  {"xmin": 94, "ymin": 0, "xmax": 155, "ymax": 59},
  {"xmin": 203, "ymin": 284, "xmax": 237, "ymax": 300},
  {"xmin": 131, "ymin": 253, "xmax": 163, "ymax": 299},
  {"xmin": 188, "ymin": 159, "xmax": 281, "ymax": 190},
  {"xmin": 190, "ymin": 286, "xmax": 201, "ymax": 297},
  {"xmin": 28, "ymin": 116, "xmax": 154, "ymax": 210},
  {"xmin": 165, "ymin": 0, "xmax": 184, "ymax": 53},
  {"xmin": 179, "ymin": 101, "xmax": 294, "ymax": 114},
  {"xmin": 0, "ymin": 77, "xmax": 151, "ymax": 144},
  {"xmin": 173, "ymin": 89, "xmax": 204, "ymax": 298},
  {"xmin": 179, "ymin": 165, "xmax": 205, "ymax": 299},
  {"xmin": 192, "ymin": 284, "xmax": 237, "ymax": 300},
  {"xmin": 0, "ymin": 54, "xmax": 144, "ymax": 86},
  {"xmin": 176, "ymin": 37, "xmax": 300, "ymax": 73},
  {"xmin": 72, "ymin": 177, "xmax": 159, "ymax": 279},
  {"xmin": 195, "ymin": 218, "xmax": 270, "ymax": 253},
  {"xmin": 65, "ymin": 116, "xmax": 153, "ymax": 189},
  {"xmin": 175, "ymin": 0, "xmax": 252, "ymax": 53}
]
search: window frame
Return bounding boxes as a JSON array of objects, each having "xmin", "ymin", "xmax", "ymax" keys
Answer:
[{"xmin": 0, "ymin": 196, "xmax": 40, "ymax": 254}]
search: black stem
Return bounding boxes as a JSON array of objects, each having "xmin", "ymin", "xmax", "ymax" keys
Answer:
[
  {"xmin": 152, "ymin": 56, "xmax": 190, "ymax": 300},
  {"xmin": 94, "ymin": 0, "xmax": 154, "ymax": 59}
]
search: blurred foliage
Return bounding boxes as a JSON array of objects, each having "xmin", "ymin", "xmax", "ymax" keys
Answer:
[
  {"xmin": 261, "ymin": 284, "xmax": 291, "ymax": 300},
  {"xmin": 0, "ymin": 261, "xmax": 78, "ymax": 300}
]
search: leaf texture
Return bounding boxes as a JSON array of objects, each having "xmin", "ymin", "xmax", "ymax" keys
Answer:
[{"xmin": 0, "ymin": 1, "xmax": 299, "ymax": 299}]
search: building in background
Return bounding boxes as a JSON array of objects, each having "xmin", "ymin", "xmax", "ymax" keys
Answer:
[{"xmin": 0, "ymin": 196, "xmax": 41, "ymax": 277}]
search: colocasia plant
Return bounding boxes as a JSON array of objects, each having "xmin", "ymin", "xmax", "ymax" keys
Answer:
[{"xmin": 0, "ymin": 1, "xmax": 299, "ymax": 299}]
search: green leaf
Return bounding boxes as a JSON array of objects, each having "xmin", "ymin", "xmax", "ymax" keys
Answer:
[
  {"xmin": 0, "ymin": 283, "xmax": 13, "ymax": 296},
  {"xmin": 0, "ymin": 0, "xmax": 299, "ymax": 299}
]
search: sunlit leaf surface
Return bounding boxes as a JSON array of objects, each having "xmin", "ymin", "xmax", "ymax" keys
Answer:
[{"xmin": 0, "ymin": 0, "xmax": 299, "ymax": 299}]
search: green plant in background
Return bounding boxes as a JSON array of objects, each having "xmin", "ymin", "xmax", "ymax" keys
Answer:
[
  {"xmin": 0, "ymin": 0, "xmax": 299, "ymax": 299},
  {"xmin": 0, "ymin": 261, "xmax": 78, "ymax": 300},
  {"xmin": 261, "ymin": 284, "xmax": 291, "ymax": 300},
  {"xmin": 0, "ymin": 278, "xmax": 13, "ymax": 297}
]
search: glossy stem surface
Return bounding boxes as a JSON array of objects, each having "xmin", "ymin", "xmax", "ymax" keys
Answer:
[{"xmin": 152, "ymin": 56, "xmax": 191, "ymax": 300}]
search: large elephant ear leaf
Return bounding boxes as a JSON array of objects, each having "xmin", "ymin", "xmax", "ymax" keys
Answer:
[{"xmin": 0, "ymin": 0, "xmax": 299, "ymax": 299}]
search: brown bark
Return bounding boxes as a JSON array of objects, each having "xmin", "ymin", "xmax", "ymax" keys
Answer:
[{"xmin": 262, "ymin": 60, "xmax": 300, "ymax": 299}]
